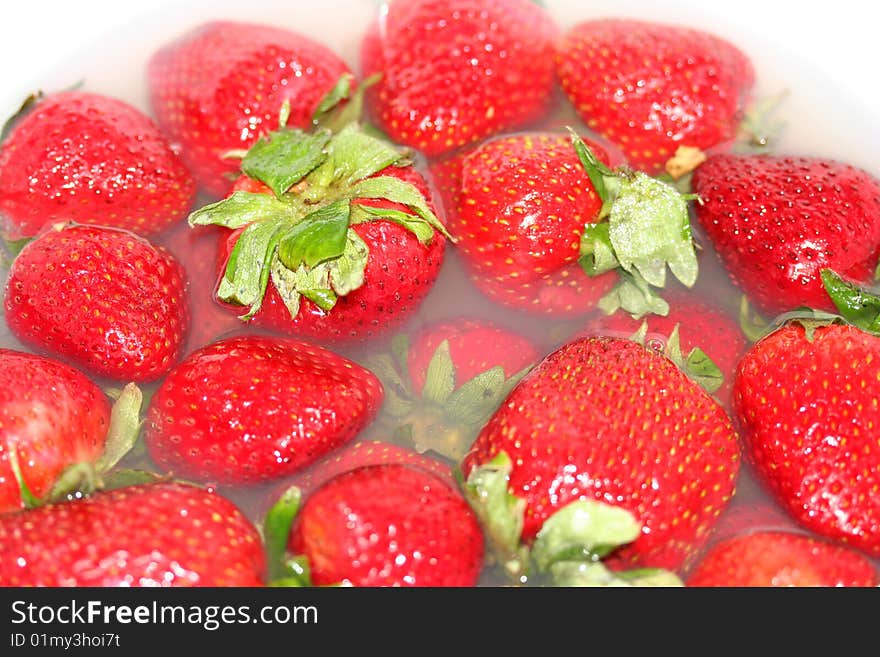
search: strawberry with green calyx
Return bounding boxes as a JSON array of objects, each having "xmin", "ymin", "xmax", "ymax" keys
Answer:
[
  {"xmin": 448, "ymin": 130, "xmax": 698, "ymax": 319},
  {"xmin": 463, "ymin": 453, "xmax": 682, "ymax": 586},
  {"xmin": 144, "ymin": 335, "xmax": 384, "ymax": 486},
  {"xmin": 0, "ymin": 482, "xmax": 265, "ymax": 586},
  {"xmin": 366, "ymin": 319, "xmax": 539, "ymax": 460},
  {"xmin": 461, "ymin": 335, "xmax": 740, "ymax": 571},
  {"xmin": 190, "ymin": 119, "xmax": 449, "ymax": 343},
  {"xmin": 686, "ymin": 531, "xmax": 879, "ymax": 587},
  {"xmin": 733, "ymin": 318, "xmax": 880, "ymax": 555},
  {"xmin": 264, "ymin": 463, "xmax": 485, "ymax": 587},
  {"xmin": 691, "ymin": 153, "xmax": 880, "ymax": 316},
  {"xmin": 0, "ymin": 349, "xmax": 146, "ymax": 514},
  {"xmin": 148, "ymin": 20, "xmax": 353, "ymax": 196}
]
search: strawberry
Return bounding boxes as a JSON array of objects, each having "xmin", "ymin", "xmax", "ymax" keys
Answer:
[
  {"xmin": 556, "ymin": 18, "xmax": 754, "ymax": 173},
  {"xmin": 733, "ymin": 321, "xmax": 880, "ymax": 556},
  {"xmin": 0, "ymin": 482, "xmax": 265, "ymax": 586},
  {"xmin": 445, "ymin": 131, "xmax": 699, "ymax": 318},
  {"xmin": 144, "ymin": 335, "xmax": 384, "ymax": 486},
  {"xmin": 360, "ymin": 0, "xmax": 559, "ymax": 157},
  {"xmin": 582, "ymin": 290, "xmax": 746, "ymax": 405},
  {"xmin": 692, "ymin": 153, "xmax": 880, "ymax": 316},
  {"xmin": 283, "ymin": 463, "xmax": 484, "ymax": 586},
  {"xmin": 190, "ymin": 119, "xmax": 449, "ymax": 344},
  {"xmin": 148, "ymin": 20, "xmax": 352, "ymax": 196},
  {"xmin": 367, "ymin": 317, "xmax": 540, "ymax": 459},
  {"xmin": 461, "ymin": 335, "xmax": 740, "ymax": 574},
  {"xmin": 0, "ymin": 91, "xmax": 195, "ymax": 240},
  {"xmin": 686, "ymin": 531, "xmax": 878, "ymax": 587},
  {"xmin": 0, "ymin": 349, "xmax": 109, "ymax": 513},
  {"xmin": 4, "ymin": 224, "xmax": 189, "ymax": 382}
]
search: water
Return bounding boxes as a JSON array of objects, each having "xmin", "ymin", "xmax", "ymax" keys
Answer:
[{"xmin": 1, "ymin": 0, "xmax": 878, "ymax": 583}]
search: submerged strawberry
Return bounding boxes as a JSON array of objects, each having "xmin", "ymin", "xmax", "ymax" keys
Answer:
[
  {"xmin": 687, "ymin": 531, "xmax": 878, "ymax": 587},
  {"xmin": 0, "ymin": 91, "xmax": 195, "ymax": 240},
  {"xmin": 4, "ymin": 224, "xmax": 189, "ymax": 382},
  {"xmin": 556, "ymin": 18, "xmax": 754, "ymax": 173},
  {"xmin": 360, "ymin": 0, "xmax": 559, "ymax": 157},
  {"xmin": 281, "ymin": 463, "xmax": 484, "ymax": 586},
  {"xmin": 462, "ymin": 335, "xmax": 740, "ymax": 574},
  {"xmin": 0, "ymin": 482, "xmax": 265, "ymax": 586},
  {"xmin": 367, "ymin": 318, "xmax": 540, "ymax": 459},
  {"xmin": 447, "ymin": 131, "xmax": 700, "ymax": 318},
  {"xmin": 144, "ymin": 335, "xmax": 384, "ymax": 486},
  {"xmin": 191, "ymin": 119, "xmax": 449, "ymax": 343},
  {"xmin": 733, "ymin": 320, "xmax": 880, "ymax": 555},
  {"xmin": 692, "ymin": 153, "xmax": 880, "ymax": 315},
  {"xmin": 148, "ymin": 20, "xmax": 352, "ymax": 196}
]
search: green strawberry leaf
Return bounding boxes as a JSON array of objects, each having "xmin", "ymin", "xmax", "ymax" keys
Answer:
[
  {"xmin": 579, "ymin": 222, "xmax": 619, "ymax": 276},
  {"xmin": 188, "ymin": 191, "xmax": 293, "ymax": 230},
  {"xmin": 241, "ymin": 128, "xmax": 331, "ymax": 198},
  {"xmin": 363, "ymin": 353, "xmax": 414, "ymax": 419},
  {"xmin": 100, "ymin": 468, "xmax": 164, "ymax": 491},
  {"xmin": 47, "ymin": 462, "xmax": 99, "ymax": 502},
  {"xmin": 277, "ymin": 199, "xmax": 351, "ymax": 270},
  {"xmin": 609, "ymin": 172, "xmax": 698, "ymax": 289},
  {"xmin": 6, "ymin": 446, "xmax": 42, "ymax": 509},
  {"xmin": 327, "ymin": 229, "xmax": 369, "ymax": 296},
  {"xmin": 569, "ymin": 127, "xmax": 617, "ymax": 218},
  {"xmin": 311, "ymin": 73, "xmax": 354, "ymax": 124},
  {"xmin": 351, "ymin": 203, "xmax": 435, "ymax": 245},
  {"xmin": 349, "ymin": 175, "xmax": 451, "ymax": 240},
  {"xmin": 94, "ymin": 382, "xmax": 143, "ymax": 474},
  {"xmin": 663, "ymin": 325, "xmax": 723, "ymax": 394},
  {"xmin": 599, "ymin": 269, "xmax": 670, "ymax": 319},
  {"xmin": 304, "ymin": 123, "xmax": 405, "ymax": 195},
  {"xmin": 821, "ymin": 268, "xmax": 880, "ymax": 334},
  {"xmin": 263, "ymin": 485, "xmax": 302, "ymax": 582},
  {"xmin": 443, "ymin": 366, "xmax": 508, "ymax": 427},
  {"xmin": 313, "ymin": 72, "xmax": 383, "ymax": 135},
  {"xmin": 269, "ymin": 556, "xmax": 313, "ymax": 588},
  {"xmin": 739, "ymin": 295, "xmax": 771, "ymax": 342},
  {"xmin": 421, "ymin": 339, "xmax": 457, "ymax": 406},
  {"xmin": 1, "ymin": 90, "xmax": 43, "ymax": 142},
  {"xmin": 530, "ymin": 499, "xmax": 641, "ymax": 572},
  {"xmin": 217, "ymin": 219, "xmax": 288, "ymax": 319},
  {"xmin": 462, "ymin": 451, "xmax": 529, "ymax": 582},
  {"xmin": 548, "ymin": 561, "xmax": 683, "ymax": 587}
]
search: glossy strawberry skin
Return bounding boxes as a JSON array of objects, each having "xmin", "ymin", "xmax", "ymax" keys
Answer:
[
  {"xmin": 361, "ymin": 0, "xmax": 559, "ymax": 157},
  {"xmin": 288, "ymin": 463, "xmax": 484, "ymax": 586},
  {"xmin": 447, "ymin": 133, "xmax": 616, "ymax": 316},
  {"xmin": 692, "ymin": 154, "xmax": 880, "ymax": 315},
  {"xmin": 0, "ymin": 349, "xmax": 110, "ymax": 514},
  {"xmin": 0, "ymin": 91, "xmax": 195, "ymax": 240},
  {"xmin": 144, "ymin": 335, "xmax": 384, "ymax": 486},
  {"xmin": 0, "ymin": 483, "xmax": 265, "ymax": 586},
  {"xmin": 733, "ymin": 323, "xmax": 880, "ymax": 555},
  {"xmin": 687, "ymin": 531, "xmax": 878, "ymax": 587},
  {"xmin": 462, "ymin": 336, "xmax": 741, "ymax": 571},
  {"xmin": 148, "ymin": 20, "xmax": 351, "ymax": 196},
  {"xmin": 216, "ymin": 167, "xmax": 447, "ymax": 343},
  {"xmin": 556, "ymin": 19, "xmax": 754, "ymax": 173},
  {"xmin": 4, "ymin": 224, "xmax": 189, "ymax": 383},
  {"xmin": 582, "ymin": 291, "xmax": 746, "ymax": 406},
  {"xmin": 407, "ymin": 317, "xmax": 540, "ymax": 394}
]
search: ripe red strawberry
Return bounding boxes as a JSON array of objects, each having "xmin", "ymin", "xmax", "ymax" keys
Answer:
[
  {"xmin": 360, "ymin": 0, "xmax": 559, "ymax": 157},
  {"xmin": 144, "ymin": 335, "xmax": 384, "ymax": 486},
  {"xmin": 582, "ymin": 290, "xmax": 746, "ymax": 405},
  {"xmin": 0, "ymin": 349, "xmax": 110, "ymax": 513},
  {"xmin": 445, "ymin": 131, "xmax": 699, "ymax": 317},
  {"xmin": 369, "ymin": 317, "xmax": 540, "ymax": 459},
  {"xmin": 556, "ymin": 18, "xmax": 754, "ymax": 173},
  {"xmin": 148, "ymin": 20, "xmax": 352, "ymax": 196},
  {"xmin": 0, "ymin": 91, "xmax": 195, "ymax": 240},
  {"xmin": 733, "ymin": 321, "xmax": 880, "ymax": 555},
  {"xmin": 462, "ymin": 335, "xmax": 741, "ymax": 572},
  {"xmin": 0, "ymin": 482, "xmax": 265, "ymax": 586},
  {"xmin": 687, "ymin": 531, "xmax": 878, "ymax": 587},
  {"xmin": 4, "ymin": 224, "xmax": 189, "ymax": 382},
  {"xmin": 193, "ymin": 121, "xmax": 449, "ymax": 344},
  {"xmin": 692, "ymin": 154, "xmax": 880, "ymax": 315},
  {"xmin": 287, "ymin": 463, "xmax": 484, "ymax": 586}
]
